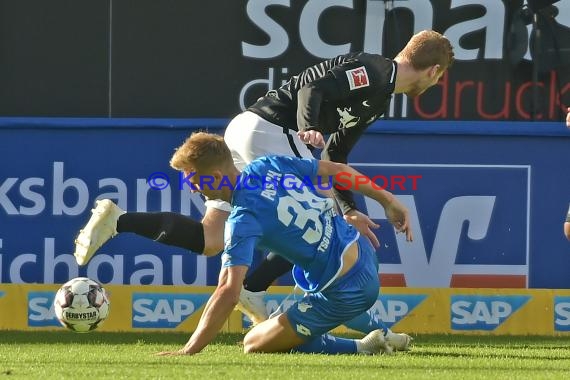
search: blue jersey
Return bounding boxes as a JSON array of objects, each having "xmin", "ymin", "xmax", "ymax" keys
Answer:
[{"xmin": 221, "ymin": 155, "xmax": 360, "ymax": 293}]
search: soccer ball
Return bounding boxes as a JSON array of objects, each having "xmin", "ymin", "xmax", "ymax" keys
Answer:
[{"xmin": 53, "ymin": 277, "xmax": 110, "ymax": 333}]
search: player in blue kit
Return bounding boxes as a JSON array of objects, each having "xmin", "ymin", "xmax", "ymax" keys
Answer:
[
  {"xmin": 74, "ymin": 30, "xmax": 453, "ymax": 331},
  {"xmin": 158, "ymin": 132, "xmax": 413, "ymax": 355}
]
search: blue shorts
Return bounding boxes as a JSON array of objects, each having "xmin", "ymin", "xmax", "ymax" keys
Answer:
[{"xmin": 285, "ymin": 235, "xmax": 380, "ymax": 339}]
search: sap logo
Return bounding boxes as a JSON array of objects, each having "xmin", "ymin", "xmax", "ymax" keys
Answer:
[
  {"xmin": 0, "ymin": 291, "xmax": 4, "ymax": 298},
  {"xmin": 554, "ymin": 296, "xmax": 570, "ymax": 332},
  {"xmin": 132, "ymin": 293, "xmax": 210, "ymax": 328},
  {"xmin": 368, "ymin": 295, "xmax": 427, "ymax": 328},
  {"xmin": 28, "ymin": 291, "xmax": 60, "ymax": 327},
  {"xmin": 451, "ymin": 295, "xmax": 530, "ymax": 331}
]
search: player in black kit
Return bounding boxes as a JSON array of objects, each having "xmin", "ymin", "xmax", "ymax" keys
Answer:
[{"xmin": 73, "ymin": 30, "xmax": 454, "ymax": 329}]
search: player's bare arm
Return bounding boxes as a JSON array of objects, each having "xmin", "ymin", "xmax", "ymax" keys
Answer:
[
  {"xmin": 200, "ymin": 207, "xmax": 230, "ymax": 256},
  {"xmin": 157, "ymin": 265, "xmax": 248, "ymax": 356},
  {"xmin": 343, "ymin": 209, "xmax": 380, "ymax": 248},
  {"xmin": 317, "ymin": 160, "xmax": 413, "ymax": 242}
]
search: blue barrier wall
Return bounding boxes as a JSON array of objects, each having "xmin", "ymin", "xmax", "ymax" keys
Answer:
[
  {"xmin": 350, "ymin": 121, "xmax": 570, "ymax": 289},
  {"xmin": 0, "ymin": 118, "xmax": 569, "ymax": 288}
]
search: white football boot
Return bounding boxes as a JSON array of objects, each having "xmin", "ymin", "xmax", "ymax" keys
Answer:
[
  {"xmin": 357, "ymin": 329, "xmax": 393, "ymax": 355},
  {"xmin": 74, "ymin": 199, "xmax": 125, "ymax": 266},
  {"xmin": 236, "ymin": 287, "xmax": 268, "ymax": 325},
  {"xmin": 385, "ymin": 329, "xmax": 413, "ymax": 351}
]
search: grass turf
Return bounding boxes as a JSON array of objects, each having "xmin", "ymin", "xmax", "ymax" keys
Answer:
[{"xmin": 1, "ymin": 331, "xmax": 570, "ymax": 379}]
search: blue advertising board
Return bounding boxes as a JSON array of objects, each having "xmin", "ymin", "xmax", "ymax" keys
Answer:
[
  {"xmin": 0, "ymin": 118, "xmax": 569, "ymax": 288},
  {"xmin": 352, "ymin": 163, "xmax": 529, "ymax": 288}
]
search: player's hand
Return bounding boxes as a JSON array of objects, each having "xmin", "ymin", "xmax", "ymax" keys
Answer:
[
  {"xmin": 384, "ymin": 198, "xmax": 413, "ymax": 242},
  {"xmin": 155, "ymin": 350, "xmax": 192, "ymax": 356},
  {"xmin": 344, "ymin": 209, "xmax": 380, "ymax": 249},
  {"xmin": 297, "ymin": 130, "xmax": 325, "ymax": 149},
  {"xmin": 566, "ymin": 107, "xmax": 570, "ymax": 128}
]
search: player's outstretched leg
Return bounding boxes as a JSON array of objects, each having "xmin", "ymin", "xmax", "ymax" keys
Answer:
[
  {"xmin": 294, "ymin": 329, "xmax": 394, "ymax": 355},
  {"xmin": 74, "ymin": 199, "xmax": 125, "ymax": 265},
  {"xmin": 243, "ymin": 312, "xmax": 393, "ymax": 355}
]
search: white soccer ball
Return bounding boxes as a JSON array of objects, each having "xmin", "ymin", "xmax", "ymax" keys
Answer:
[{"xmin": 53, "ymin": 277, "xmax": 110, "ymax": 333}]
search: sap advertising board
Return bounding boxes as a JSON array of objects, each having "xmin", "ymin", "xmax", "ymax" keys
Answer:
[{"xmin": 1, "ymin": 119, "xmax": 569, "ymax": 289}]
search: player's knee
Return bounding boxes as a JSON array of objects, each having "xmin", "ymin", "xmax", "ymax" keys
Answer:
[
  {"xmin": 202, "ymin": 242, "xmax": 224, "ymax": 256},
  {"xmin": 242, "ymin": 343, "xmax": 257, "ymax": 354},
  {"xmin": 201, "ymin": 209, "xmax": 228, "ymax": 255},
  {"xmin": 242, "ymin": 335, "xmax": 262, "ymax": 354},
  {"xmin": 201, "ymin": 222, "xmax": 224, "ymax": 255},
  {"xmin": 243, "ymin": 326, "xmax": 272, "ymax": 353}
]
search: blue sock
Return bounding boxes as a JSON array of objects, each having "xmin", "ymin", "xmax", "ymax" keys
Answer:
[
  {"xmin": 343, "ymin": 309, "xmax": 389, "ymax": 334},
  {"xmin": 293, "ymin": 333, "xmax": 357, "ymax": 354}
]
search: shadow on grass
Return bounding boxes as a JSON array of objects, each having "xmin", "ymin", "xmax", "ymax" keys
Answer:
[
  {"xmin": 411, "ymin": 334, "xmax": 570, "ymax": 344},
  {"xmin": 0, "ymin": 330, "xmax": 244, "ymax": 346},
  {"xmin": 409, "ymin": 349, "xmax": 570, "ymax": 361}
]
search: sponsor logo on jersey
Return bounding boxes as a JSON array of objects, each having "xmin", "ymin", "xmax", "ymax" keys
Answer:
[
  {"xmin": 346, "ymin": 66, "xmax": 369, "ymax": 90},
  {"xmin": 450, "ymin": 295, "xmax": 530, "ymax": 330},
  {"xmin": 28, "ymin": 291, "xmax": 60, "ymax": 327},
  {"xmin": 296, "ymin": 323, "xmax": 312, "ymax": 336},
  {"xmin": 297, "ymin": 302, "xmax": 312, "ymax": 312},
  {"xmin": 132, "ymin": 293, "xmax": 210, "ymax": 328},
  {"xmin": 337, "ymin": 107, "xmax": 360, "ymax": 128},
  {"xmin": 554, "ymin": 296, "xmax": 570, "ymax": 332}
]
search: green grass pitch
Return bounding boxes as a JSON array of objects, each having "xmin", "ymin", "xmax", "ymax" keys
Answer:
[{"xmin": 1, "ymin": 331, "xmax": 570, "ymax": 379}]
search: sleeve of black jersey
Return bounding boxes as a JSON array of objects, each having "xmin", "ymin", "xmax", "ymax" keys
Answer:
[
  {"xmin": 322, "ymin": 125, "xmax": 367, "ymax": 214},
  {"xmin": 296, "ymin": 74, "xmax": 343, "ymax": 132},
  {"xmin": 297, "ymin": 56, "xmax": 378, "ymax": 133}
]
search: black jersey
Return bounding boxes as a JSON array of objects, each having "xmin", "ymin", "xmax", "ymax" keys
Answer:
[
  {"xmin": 248, "ymin": 52, "xmax": 396, "ymax": 134},
  {"xmin": 247, "ymin": 52, "xmax": 397, "ymax": 213}
]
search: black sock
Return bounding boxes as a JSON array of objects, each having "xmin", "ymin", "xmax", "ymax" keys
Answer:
[
  {"xmin": 243, "ymin": 252, "xmax": 293, "ymax": 292},
  {"xmin": 117, "ymin": 212, "xmax": 205, "ymax": 253}
]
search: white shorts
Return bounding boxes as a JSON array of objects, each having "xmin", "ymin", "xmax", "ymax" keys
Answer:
[{"xmin": 205, "ymin": 111, "xmax": 314, "ymax": 212}]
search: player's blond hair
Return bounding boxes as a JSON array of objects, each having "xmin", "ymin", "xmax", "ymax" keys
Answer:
[
  {"xmin": 396, "ymin": 30, "xmax": 454, "ymax": 73},
  {"xmin": 170, "ymin": 132, "xmax": 233, "ymax": 173}
]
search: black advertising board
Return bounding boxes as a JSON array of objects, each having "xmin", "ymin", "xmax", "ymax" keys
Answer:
[{"xmin": 0, "ymin": 0, "xmax": 568, "ymax": 120}]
